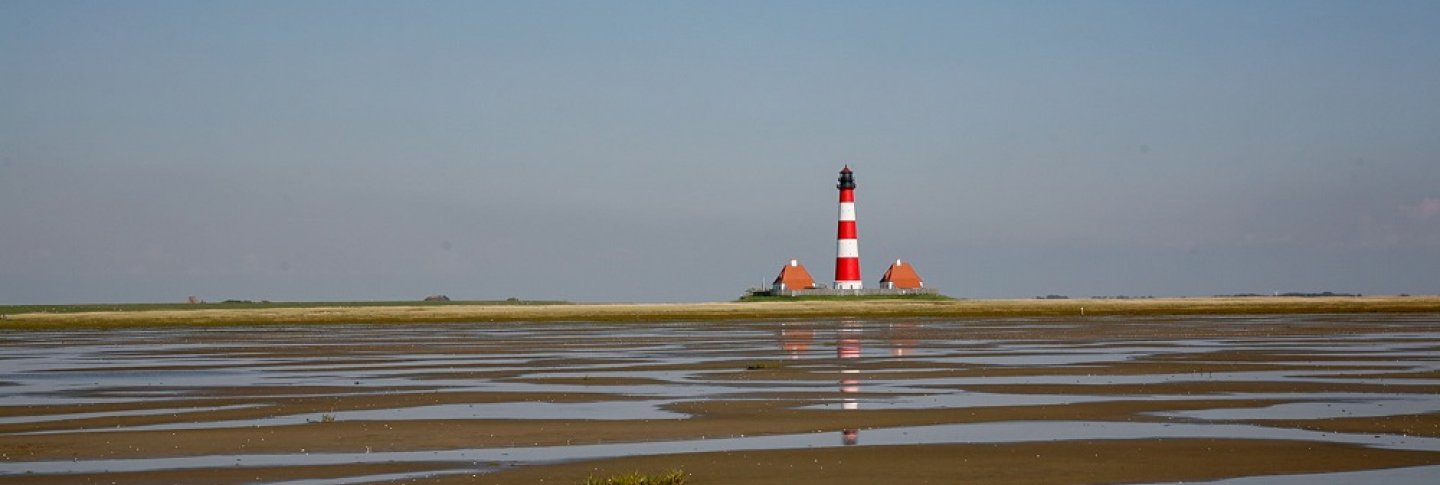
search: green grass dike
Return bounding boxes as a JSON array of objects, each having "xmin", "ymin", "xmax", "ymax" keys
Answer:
[{"xmin": 737, "ymin": 293, "xmax": 956, "ymax": 302}]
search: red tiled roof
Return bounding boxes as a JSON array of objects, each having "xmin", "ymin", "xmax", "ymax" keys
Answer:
[
  {"xmin": 773, "ymin": 260, "xmax": 818, "ymax": 290},
  {"xmin": 879, "ymin": 260, "xmax": 923, "ymax": 289}
]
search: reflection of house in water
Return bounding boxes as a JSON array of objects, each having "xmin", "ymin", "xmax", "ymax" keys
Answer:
[
  {"xmin": 886, "ymin": 321, "xmax": 920, "ymax": 357},
  {"xmin": 779, "ymin": 324, "xmax": 813, "ymax": 359}
]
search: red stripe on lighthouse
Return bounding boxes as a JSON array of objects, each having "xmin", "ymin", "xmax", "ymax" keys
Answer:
[
  {"xmin": 837, "ymin": 220, "xmax": 857, "ymax": 239},
  {"xmin": 835, "ymin": 257, "xmax": 861, "ymax": 281}
]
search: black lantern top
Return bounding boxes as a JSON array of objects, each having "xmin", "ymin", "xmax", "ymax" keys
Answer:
[{"xmin": 837, "ymin": 165, "xmax": 856, "ymax": 189}]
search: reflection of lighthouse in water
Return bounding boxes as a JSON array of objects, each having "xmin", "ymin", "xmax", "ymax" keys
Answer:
[
  {"xmin": 775, "ymin": 321, "xmax": 919, "ymax": 447},
  {"xmin": 838, "ymin": 321, "xmax": 862, "ymax": 445}
]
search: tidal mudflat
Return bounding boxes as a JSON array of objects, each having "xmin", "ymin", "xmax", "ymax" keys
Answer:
[{"xmin": 3, "ymin": 314, "xmax": 1440, "ymax": 484}]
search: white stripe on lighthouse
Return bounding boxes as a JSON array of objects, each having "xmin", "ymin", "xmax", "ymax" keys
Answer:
[
  {"xmin": 837, "ymin": 239, "xmax": 859, "ymax": 258},
  {"xmin": 838, "ymin": 202, "xmax": 856, "ymax": 221}
]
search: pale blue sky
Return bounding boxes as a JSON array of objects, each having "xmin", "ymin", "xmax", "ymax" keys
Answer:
[{"xmin": 3, "ymin": 1, "xmax": 1438, "ymax": 303}]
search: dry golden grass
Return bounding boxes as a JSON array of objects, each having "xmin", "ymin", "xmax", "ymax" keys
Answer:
[{"xmin": 3, "ymin": 296, "xmax": 1438, "ymax": 328}]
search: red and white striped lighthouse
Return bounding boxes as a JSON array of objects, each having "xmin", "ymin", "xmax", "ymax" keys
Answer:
[{"xmin": 834, "ymin": 165, "xmax": 862, "ymax": 290}]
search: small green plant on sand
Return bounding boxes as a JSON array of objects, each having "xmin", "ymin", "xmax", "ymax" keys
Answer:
[
  {"xmin": 745, "ymin": 361, "xmax": 782, "ymax": 370},
  {"xmin": 583, "ymin": 469, "xmax": 689, "ymax": 485}
]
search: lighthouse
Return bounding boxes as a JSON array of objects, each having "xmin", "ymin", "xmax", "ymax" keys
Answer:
[{"xmin": 834, "ymin": 165, "xmax": 862, "ymax": 290}]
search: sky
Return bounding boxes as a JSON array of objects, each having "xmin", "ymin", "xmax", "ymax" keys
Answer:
[{"xmin": 3, "ymin": 0, "xmax": 1439, "ymax": 304}]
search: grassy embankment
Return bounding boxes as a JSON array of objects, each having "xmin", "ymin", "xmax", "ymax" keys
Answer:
[
  {"xmin": 736, "ymin": 293, "xmax": 955, "ymax": 302},
  {"xmin": 2, "ymin": 296, "xmax": 1439, "ymax": 329}
]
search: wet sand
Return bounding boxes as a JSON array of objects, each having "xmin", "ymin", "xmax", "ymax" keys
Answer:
[
  {"xmin": 458, "ymin": 440, "xmax": 1440, "ymax": 485},
  {"xmin": 2, "ymin": 313, "xmax": 1440, "ymax": 484}
]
